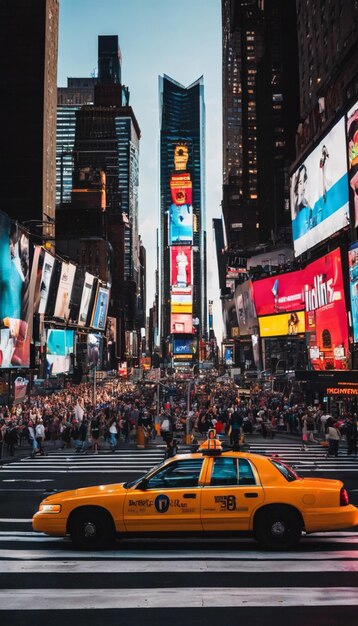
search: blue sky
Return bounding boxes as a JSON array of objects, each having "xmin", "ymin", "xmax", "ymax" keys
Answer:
[{"xmin": 58, "ymin": 0, "xmax": 222, "ymax": 337}]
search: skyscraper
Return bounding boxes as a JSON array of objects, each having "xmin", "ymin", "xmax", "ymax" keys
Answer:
[
  {"xmin": 0, "ymin": 0, "xmax": 59, "ymax": 237},
  {"xmin": 158, "ymin": 75, "xmax": 207, "ymax": 365}
]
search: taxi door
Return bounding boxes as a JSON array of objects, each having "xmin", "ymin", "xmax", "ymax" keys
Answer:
[
  {"xmin": 124, "ymin": 457, "xmax": 205, "ymax": 532},
  {"xmin": 201, "ymin": 456, "xmax": 264, "ymax": 532}
]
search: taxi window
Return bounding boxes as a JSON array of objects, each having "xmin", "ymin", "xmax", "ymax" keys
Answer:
[
  {"xmin": 146, "ymin": 459, "xmax": 203, "ymax": 489},
  {"xmin": 210, "ymin": 457, "xmax": 256, "ymax": 486}
]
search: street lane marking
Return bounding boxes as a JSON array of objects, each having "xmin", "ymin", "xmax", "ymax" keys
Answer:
[{"xmin": 0, "ymin": 519, "xmax": 32, "ymax": 523}]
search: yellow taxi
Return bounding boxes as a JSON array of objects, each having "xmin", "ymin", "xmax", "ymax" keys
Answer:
[{"xmin": 33, "ymin": 445, "xmax": 358, "ymax": 550}]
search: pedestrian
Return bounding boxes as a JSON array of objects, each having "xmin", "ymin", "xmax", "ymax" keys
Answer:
[
  {"xmin": 326, "ymin": 420, "xmax": 341, "ymax": 458},
  {"xmin": 90, "ymin": 415, "xmax": 100, "ymax": 454},
  {"xmin": 35, "ymin": 418, "xmax": 45, "ymax": 456},
  {"xmin": 229, "ymin": 405, "xmax": 243, "ymax": 450},
  {"xmin": 109, "ymin": 418, "xmax": 118, "ymax": 452}
]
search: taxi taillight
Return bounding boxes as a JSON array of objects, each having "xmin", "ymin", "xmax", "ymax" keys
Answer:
[{"xmin": 340, "ymin": 487, "xmax": 349, "ymax": 506}]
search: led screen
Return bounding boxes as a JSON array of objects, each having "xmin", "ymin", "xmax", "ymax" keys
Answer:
[
  {"xmin": 170, "ymin": 314, "xmax": 193, "ymax": 334},
  {"xmin": 347, "ymin": 100, "xmax": 358, "ymax": 226},
  {"xmin": 78, "ymin": 272, "xmax": 95, "ymax": 327},
  {"xmin": 173, "ymin": 338, "xmax": 197, "ymax": 355},
  {"xmin": 170, "ymin": 172, "xmax": 192, "ymax": 205},
  {"xmin": 252, "ymin": 270, "xmax": 304, "ymax": 317},
  {"xmin": 234, "ymin": 280, "xmax": 257, "ymax": 335},
  {"xmin": 0, "ymin": 212, "xmax": 32, "ymax": 368},
  {"xmin": 169, "ymin": 204, "xmax": 193, "ymax": 245},
  {"xmin": 46, "ymin": 329, "xmax": 74, "ymax": 375},
  {"xmin": 87, "ymin": 333, "xmax": 103, "ymax": 369},
  {"xmin": 35, "ymin": 250, "xmax": 55, "ymax": 315},
  {"xmin": 54, "ymin": 262, "xmax": 76, "ymax": 320},
  {"xmin": 170, "ymin": 246, "xmax": 192, "ymax": 290},
  {"xmin": 223, "ymin": 345, "xmax": 234, "ymax": 365},
  {"xmin": 290, "ymin": 116, "xmax": 349, "ymax": 257},
  {"xmin": 348, "ymin": 242, "xmax": 358, "ymax": 343},
  {"xmin": 258, "ymin": 311, "xmax": 305, "ymax": 337},
  {"xmin": 91, "ymin": 286, "xmax": 109, "ymax": 330}
]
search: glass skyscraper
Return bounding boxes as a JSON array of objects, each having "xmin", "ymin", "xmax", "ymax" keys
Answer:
[{"xmin": 158, "ymin": 75, "xmax": 207, "ymax": 361}]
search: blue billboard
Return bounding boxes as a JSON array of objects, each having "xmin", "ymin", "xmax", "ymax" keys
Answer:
[
  {"xmin": 169, "ymin": 204, "xmax": 193, "ymax": 245},
  {"xmin": 173, "ymin": 338, "xmax": 197, "ymax": 355},
  {"xmin": 348, "ymin": 242, "xmax": 358, "ymax": 343}
]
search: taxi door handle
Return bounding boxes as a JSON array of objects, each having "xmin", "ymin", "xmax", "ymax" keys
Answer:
[
  {"xmin": 183, "ymin": 493, "xmax": 196, "ymax": 499},
  {"xmin": 244, "ymin": 493, "xmax": 258, "ymax": 498}
]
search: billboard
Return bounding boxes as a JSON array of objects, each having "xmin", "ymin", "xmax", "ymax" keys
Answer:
[
  {"xmin": 169, "ymin": 204, "xmax": 193, "ymax": 245},
  {"xmin": 87, "ymin": 332, "xmax": 103, "ymax": 369},
  {"xmin": 347, "ymin": 100, "xmax": 358, "ymax": 226},
  {"xmin": 171, "ymin": 303, "xmax": 192, "ymax": 314},
  {"xmin": 170, "ymin": 314, "xmax": 193, "ymax": 334},
  {"xmin": 222, "ymin": 298, "xmax": 239, "ymax": 339},
  {"xmin": 259, "ymin": 311, "xmax": 305, "ymax": 337},
  {"xmin": 54, "ymin": 262, "xmax": 76, "ymax": 320},
  {"xmin": 91, "ymin": 286, "xmax": 109, "ymax": 330},
  {"xmin": 46, "ymin": 329, "xmax": 74, "ymax": 375},
  {"xmin": 69, "ymin": 266, "xmax": 85, "ymax": 324},
  {"xmin": 106, "ymin": 316, "xmax": 117, "ymax": 344},
  {"xmin": 290, "ymin": 116, "xmax": 349, "ymax": 257},
  {"xmin": 252, "ymin": 270, "xmax": 304, "ymax": 317},
  {"xmin": 170, "ymin": 246, "xmax": 192, "ymax": 289},
  {"xmin": 348, "ymin": 242, "xmax": 358, "ymax": 343},
  {"xmin": 223, "ymin": 344, "xmax": 234, "ymax": 366},
  {"xmin": 0, "ymin": 213, "xmax": 32, "ymax": 368},
  {"xmin": 171, "ymin": 294, "xmax": 192, "ymax": 306},
  {"xmin": 173, "ymin": 337, "xmax": 197, "ymax": 355},
  {"xmin": 35, "ymin": 250, "xmax": 55, "ymax": 315},
  {"xmin": 78, "ymin": 272, "xmax": 95, "ymax": 327},
  {"xmin": 234, "ymin": 280, "xmax": 258, "ymax": 335},
  {"xmin": 170, "ymin": 172, "xmax": 192, "ymax": 205}
]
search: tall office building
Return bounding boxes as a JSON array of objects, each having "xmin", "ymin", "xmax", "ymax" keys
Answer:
[
  {"xmin": 221, "ymin": 0, "xmax": 299, "ymax": 250},
  {"xmin": 0, "ymin": 0, "xmax": 59, "ymax": 236},
  {"xmin": 158, "ymin": 75, "xmax": 207, "ymax": 364}
]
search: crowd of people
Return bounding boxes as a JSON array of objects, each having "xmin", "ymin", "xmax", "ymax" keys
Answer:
[{"xmin": 0, "ymin": 376, "xmax": 357, "ymax": 459}]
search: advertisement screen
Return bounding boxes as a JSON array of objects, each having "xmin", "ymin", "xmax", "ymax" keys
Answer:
[
  {"xmin": 171, "ymin": 294, "xmax": 192, "ymax": 306},
  {"xmin": 347, "ymin": 100, "xmax": 358, "ymax": 226},
  {"xmin": 54, "ymin": 262, "xmax": 76, "ymax": 320},
  {"xmin": 46, "ymin": 329, "xmax": 74, "ymax": 375},
  {"xmin": 169, "ymin": 204, "xmax": 193, "ymax": 245},
  {"xmin": 223, "ymin": 344, "xmax": 234, "ymax": 366},
  {"xmin": 78, "ymin": 272, "xmax": 95, "ymax": 327},
  {"xmin": 252, "ymin": 270, "xmax": 304, "ymax": 317},
  {"xmin": 87, "ymin": 333, "xmax": 103, "ymax": 369},
  {"xmin": 106, "ymin": 316, "xmax": 117, "ymax": 344},
  {"xmin": 222, "ymin": 298, "xmax": 239, "ymax": 339},
  {"xmin": 173, "ymin": 338, "xmax": 197, "ymax": 355},
  {"xmin": 348, "ymin": 242, "xmax": 358, "ymax": 343},
  {"xmin": 290, "ymin": 116, "xmax": 349, "ymax": 256},
  {"xmin": 259, "ymin": 311, "xmax": 305, "ymax": 337},
  {"xmin": 69, "ymin": 266, "xmax": 85, "ymax": 324},
  {"xmin": 170, "ymin": 314, "xmax": 193, "ymax": 334},
  {"xmin": 170, "ymin": 172, "xmax": 192, "ymax": 205},
  {"xmin": 234, "ymin": 280, "xmax": 258, "ymax": 335},
  {"xmin": 170, "ymin": 246, "xmax": 192, "ymax": 289},
  {"xmin": 91, "ymin": 286, "xmax": 109, "ymax": 330},
  {"xmin": 0, "ymin": 212, "xmax": 32, "ymax": 368},
  {"xmin": 36, "ymin": 251, "xmax": 55, "ymax": 315},
  {"xmin": 171, "ymin": 303, "xmax": 192, "ymax": 314}
]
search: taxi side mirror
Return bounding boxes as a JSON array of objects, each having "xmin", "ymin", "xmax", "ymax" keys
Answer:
[{"xmin": 136, "ymin": 478, "xmax": 148, "ymax": 491}]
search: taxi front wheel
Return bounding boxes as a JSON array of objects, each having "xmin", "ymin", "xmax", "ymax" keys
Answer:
[
  {"xmin": 254, "ymin": 506, "xmax": 303, "ymax": 550},
  {"xmin": 69, "ymin": 507, "xmax": 115, "ymax": 550}
]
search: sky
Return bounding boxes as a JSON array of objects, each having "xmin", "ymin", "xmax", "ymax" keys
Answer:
[{"xmin": 58, "ymin": 0, "xmax": 223, "ymax": 340}]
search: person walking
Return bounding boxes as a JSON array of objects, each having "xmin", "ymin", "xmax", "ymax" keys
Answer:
[
  {"xmin": 109, "ymin": 418, "xmax": 118, "ymax": 452},
  {"xmin": 326, "ymin": 420, "xmax": 341, "ymax": 458},
  {"xmin": 90, "ymin": 415, "xmax": 100, "ymax": 454},
  {"xmin": 35, "ymin": 418, "xmax": 45, "ymax": 456}
]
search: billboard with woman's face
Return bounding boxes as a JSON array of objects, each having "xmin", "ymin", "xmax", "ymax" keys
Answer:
[
  {"xmin": 347, "ymin": 100, "xmax": 358, "ymax": 226},
  {"xmin": 0, "ymin": 212, "xmax": 32, "ymax": 368},
  {"xmin": 290, "ymin": 116, "xmax": 349, "ymax": 257}
]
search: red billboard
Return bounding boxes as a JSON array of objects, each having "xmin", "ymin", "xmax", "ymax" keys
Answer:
[
  {"xmin": 170, "ymin": 246, "xmax": 192, "ymax": 290},
  {"xmin": 252, "ymin": 270, "xmax": 304, "ymax": 316},
  {"xmin": 170, "ymin": 172, "xmax": 192, "ymax": 206},
  {"xmin": 170, "ymin": 314, "xmax": 193, "ymax": 334}
]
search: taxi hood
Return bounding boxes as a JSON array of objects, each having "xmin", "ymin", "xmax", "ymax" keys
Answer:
[{"xmin": 42, "ymin": 483, "xmax": 126, "ymax": 503}]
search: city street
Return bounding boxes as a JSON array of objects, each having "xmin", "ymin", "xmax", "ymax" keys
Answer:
[{"xmin": 1, "ymin": 435, "xmax": 357, "ymax": 624}]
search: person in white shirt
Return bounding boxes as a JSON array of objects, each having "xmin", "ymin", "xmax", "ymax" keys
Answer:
[{"xmin": 35, "ymin": 418, "xmax": 45, "ymax": 456}]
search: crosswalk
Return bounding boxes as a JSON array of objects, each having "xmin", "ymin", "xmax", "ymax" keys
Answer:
[
  {"xmin": 1, "ymin": 439, "xmax": 357, "ymax": 474},
  {"xmin": 0, "ymin": 521, "xmax": 357, "ymax": 618}
]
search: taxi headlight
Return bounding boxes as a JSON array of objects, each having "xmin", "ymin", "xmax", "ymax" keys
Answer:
[{"xmin": 39, "ymin": 504, "xmax": 62, "ymax": 513}]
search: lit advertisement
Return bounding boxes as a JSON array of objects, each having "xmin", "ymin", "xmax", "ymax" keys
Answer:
[
  {"xmin": 348, "ymin": 242, "xmax": 358, "ymax": 343},
  {"xmin": 171, "ymin": 294, "xmax": 192, "ymax": 306},
  {"xmin": 78, "ymin": 273, "xmax": 95, "ymax": 327},
  {"xmin": 54, "ymin": 262, "xmax": 76, "ymax": 320},
  {"xmin": 46, "ymin": 329, "xmax": 74, "ymax": 375},
  {"xmin": 68, "ymin": 266, "xmax": 85, "ymax": 324},
  {"xmin": 259, "ymin": 311, "xmax": 305, "ymax": 337},
  {"xmin": 171, "ymin": 303, "xmax": 192, "ymax": 314},
  {"xmin": 169, "ymin": 204, "xmax": 193, "ymax": 245},
  {"xmin": 290, "ymin": 116, "xmax": 349, "ymax": 257},
  {"xmin": 234, "ymin": 280, "xmax": 257, "ymax": 335},
  {"xmin": 170, "ymin": 314, "xmax": 193, "ymax": 334},
  {"xmin": 170, "ymin": 172, "xmax": 192, "ymax": 205},
  {"xmin": 170, "ymin": 246, "xmax": 192, "ymax": 290},
  {"xmin": 36, "ymin": 251, "xmax": 55, "ymax": 314},
  {"xmin": 0, "ymin": 212, "xmax": 32, "ymax": 368},
  {"xmin": 91, "ymin": 286, "xmax": 109, "ymax": 330},
  {"xmin": 252, "ymin": 270, "xmax": 304, "ymax": 317},
  {"xmin": 173, "ymin": 338, "xmax": 197, "ymax": 355},
  {"xmin": 223, "ymin": 344, "xmax": 234, "ymax": 366},
  {"xmin": 87, "ymin": 333, "xmax": 103, "ymax": 369},
  {"xmin": 106, "ymin": 316, "xmax": 117, "ymax": 344},
  {"xmin": 347, "ymin": 100, "xmax": 358, "ymax": 226},
  {"xmin": 222, "ymin": 298, "xmax": 239, "ymax": 339}
]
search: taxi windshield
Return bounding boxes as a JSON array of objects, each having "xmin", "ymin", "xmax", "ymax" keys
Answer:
[
  {"xmin": 123, "ymin": 462, "xmax": 165, "ymax": 489},
  {"xmin": 270, "ymin": 459, "xmax": 300, "ymax": 482}
]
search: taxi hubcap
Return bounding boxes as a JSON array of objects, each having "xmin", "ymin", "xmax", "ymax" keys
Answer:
[
  {"xmin": 271, "ymin": 521, "xmax": 286, "ymax": 537},
  {"xmin": 83, "ymin": 521, "xmax": 97, "ymax": 538}
]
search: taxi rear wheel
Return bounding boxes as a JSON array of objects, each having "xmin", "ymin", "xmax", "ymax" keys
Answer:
[
  {"xmin": 69, "ymin": 507, "xmax": 115, "ymax": 550},
  {"xmin": 254, "ymin": 506, "xmax": 302, "ymax": 550}
]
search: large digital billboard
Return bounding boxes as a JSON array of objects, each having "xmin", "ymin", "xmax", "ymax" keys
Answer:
[
  {"xmin": 290, "ymin": 116, "xmax": 349, "ymax": 257},
  {"xmin": 170, "ymin": 172, "xmax": 192, "ymax": 205},
  {"xmin": 35, "ymin": 250, "xmax": 55, "ymax": 315},
  {"xmin": 46, "ymin": 329, "xmax": 74, "ymax": 375},
  {"xmin": 234, "ymin": 280, "xmax": 258, "ymax": 335},
  {"xmin": 170, "ymin": 313, "xmax": 193, "ymax": 334},
  {"xmin": 259, "ymin": 311, "xmax": 305, "ymax": 337},
  {"xmin": 252, "ymin": 270, "xmax": 304, "ymax": 317},
  {"xmin": 347, "ymin": 100, "xmax": 358, "ymax": 227},
  {"xmin": 173, "ymin": 338, "xmax": 197, "ymax": 355},
  {"xmin": 170, "ymin": 246, "xmax": 192, "ymax": 289},
  {"xmin": 78, "ymin": 273, "xmax": 95, "ymax": 327},
  {"xmin": 87, "ymin": 333, "xmax": 103, "ymax": 369},
  {"xmin": 348, "ymin": 241, "xmax": 358, "ymax": 343},
  {"xmin": 0, "ymin": 212, "xmax": 32, "ymax": 368},
  {"xmin": 91, "ymin": 286, "xmax": 109, "ymax": 330},
  {"xmin": 169, "ymin": 204, "xmax": 193, "ymax": 245},
  {"xmin": 54, "ymin": 262, "xmax": 76, "ymax": 320}
]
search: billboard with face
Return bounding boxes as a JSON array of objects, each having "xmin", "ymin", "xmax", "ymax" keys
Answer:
[
  {"xmin": 258, "ymin": 311, "xmax": 305, "ymax": 337},
  {"xmin": 290, "ymin": 116, "xmax": 349, "ymax": 257},
  {"xmin": 35, "ymin": 250, "xmax": 55, "ymax": 315},
  {"xmin": 0, "ymin": 212, "xmax": 32, "ymax": 368},
  {"xmin": 169, "ymin": 203, "xmax": 193, "ymax": 245},
  {"xmin": 54, "ymin": 262, "xmax": 76, "ymax": 320},
  {"xmin": 170, "ymin": 246, "xmax": 192, "ymax": 290},
  {"xmin": 348, "ymin": 242, "xmax": 358, "ymax": 343},
  {"xmin": 234, "ymin": 280, "xmax": 258, "ymax": 335},
  {"xmin": 91, "ymin": 286, "xmax": 109, "ymax": 330},
  {"xmin": 170, "ymin": 314, "xmax": 193, "ymax": 334},
  {"xmin": 347, "ymin": 100, "xmax": 358, "ymax": 226},
  {"xmin": 78, "ymin": 273, "xmax": 95, "ymax": 327},
  {"xmin": 46, "ymin": 329, "xmax": 74, "ymax": 375}
]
